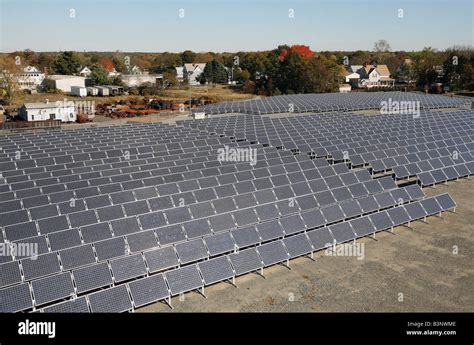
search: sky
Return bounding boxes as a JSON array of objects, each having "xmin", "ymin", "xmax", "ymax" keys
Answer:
[{"xmin": 0, "ymin": 0, "xmax": 472, "ymax": 52}]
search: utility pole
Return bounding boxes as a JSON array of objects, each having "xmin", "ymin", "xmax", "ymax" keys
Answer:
[{"xmin": 188, "ymin": 71, "xmax": 192, "ymax": 116}]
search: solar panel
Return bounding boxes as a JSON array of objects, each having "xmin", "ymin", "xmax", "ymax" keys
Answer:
[
  {"xmin": 231, "ymin": 225, "xmax": 260, "ymax": 249},
  {"xmin": 203, "ymin": 232, "xmax": 235, "ymax": 256},
  {"xmin": 232, "ymin": 208, "xmax": 259, "ymax": 227},
  {"xmin": 22, "ymin": 252, "xmax": 61, "ymax": 281},
  {"xmin": 110, "ymin": 253, "xmax": 147, "ymax": 283},
  {"xmin": 43, "ymin": 296, "xmax": 90, "ymax": 313},
  {"xmin": 328, "ymin": 222, "xmax": 356, "ymax": 243},
  {"xmin": 32, "ymin": 272, "xmax": 75, "ymax": 306},
  {"xmin": 183, "ymin": 219, "xmax": 212, "ymax": 239},
  {"xmin": 60, "ymin": 244, "xmax": 97, "ymax": 270},
  {"xmin": 280, "ymin": 214, "xmax": 307, "ymax": 235},
  {"xmin": 256, "ymin": 240, "xmax": 289, "ymax": 267},
  {"xmin": 198, "ymin": 256, "xmax": 234, "ymax": 285},
  {"xmin": 419, "ymin": 197, "xmax": 443, "ymax": 215},
  {"xmin": 300, "ymin": 209, "xmax": 325, "ymax": 229},
  {"xmin": 0, "ymin": 283, "xmax": 33, "ymax": 312},
  {"xmin": 228, "ymin": 247, "xmax": 263, "ymax": 276},
  {"xmin": 321, "ymin": 204, "xmax": 345, "ymax": 224},
  {"xmin": 368, "ymin": 211, "xmax": 394, "ymax": 231},
  {"xmin": 73, "ymin": 262, "xmax": 113, "ymax": 294},
  {"xmin": 283, "ymin": 233, "xmax": 313, "ymax": 258},
  {"xmin": 0, "ymin": 261, "xmax": 22, "ymax": 288},
  {"xmin": 404, "ymin": 202, "xmax": 428, "ymax": 220},
  {"xmin": 434, "ymin": 193, "xmax": 456, "ymax": 210},
  {"xmin": 175, "ymin": 238, "xmax": 208, "ymax": 264},
  {"xmin": 126, "ymin": 230, "xmax": 158, "ymax": 253},
  {"xmin": 48, "ymin": 228, "xmax": 82, "ymax": 251},
  {"xmin": 144, "ymin": 246, "xmax": 179, "ymax": 273},
  {"xmin": 256, "ymin": 220, "xmax": 285, "ymax": 241},
  {"xmin": 155, "ymin": 225, "xmax": 186, "ymax": 246},
  {"xmin": 93, "ymin": 237, "xmax": 127, "ymax": 262},
  {"xmin": 88, "ymin": 285, "xmax": 133, "ymax": 313},
  {"xmin": 80, "ymin": 222, "xmax": 112, "ymax": 243},
  {"xmin": 128, "ymin": 273, "xmax": 169, "ymax": 308},
  {"xmin": 350, "ymin": 216, "xmax": 376, "ymax": 237},
  {"xmin": 165, "ymin": 264, "xmax": 203, "ymax": 296}
]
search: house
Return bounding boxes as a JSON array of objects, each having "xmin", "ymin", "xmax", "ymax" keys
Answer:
[
  {"xmin": 19, "ymin": 101, "xmax": 76, "ymax": 122},
  {"xmin": 175, "ymin": 67, "xmax": 184, "ymax": 83},
  {"xmin": 120, "ymin": 74, "xmax": 162, "ymax": 87},
  {"xmin": 17, "ymin": 66, "xmax": 45, "ymax": 90},
  {"xmin": 348, "ymin": 64, "xmax": 395, "ymax": 88},
  {"xmin": 79, "ymin": 67, "xmax": 91, "ymax": 77},
  {"xmin": 128, "ymin": 65, "xmax": 144, "ymax": 75},
  {"xmin": 184, "ymin": 63, "xmax": 206, "ymax": 85},
  {"xmin": 344, "ymin": 71, "xmax": 360, "ymax": 84},
  {"xmin": 108, "ymin": 68, "xmax": 120, "ymax": 77},
  {"xmin": 44, "ymin": 75, "xmax": 86, "ymax": 92}
]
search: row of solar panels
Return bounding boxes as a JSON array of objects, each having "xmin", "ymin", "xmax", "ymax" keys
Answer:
[
  {"xmin": 0, "ymin": 133, "xmax": 233, "ymax": 169},
  {"xmin": 0, "ymin": 165, "xmax": 382, "ymax": 261},
  {"xmin": 183, "ymin": 110, "xmax": 471, "ymax": 132},
  {"xmin": 0, "ymin": 150, "xmax": 330, "ymax": 218},
  {"xmin": 0, "ymin": 178, "xmax": 422, "ymax": 300},
  {"xmin": 198, "ymin": 92, "xmax": 468, "ymax": 115},
  {"xmin": 0, "ymin": 125, "xmax": 209, "ymax": 155},
  {"xmin": 0, "ymin": 163, "xmax": 378, "ymax": 245},
  {"xmin": 0, "ymin": 192, "xmax": 456, "ymax": 312}
]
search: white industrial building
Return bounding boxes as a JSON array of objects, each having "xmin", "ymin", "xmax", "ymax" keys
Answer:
[
  {"xmin": 17, "ymin": 66, "xmax": 45, "ymax": 90},
  {"xmin": 71, "ymin": 86, "xmax": 87, "ymax": 97},
  {"xmin": 86, "ymin": 87, "xmax": 99, "ymax": 96},
  {"xmin": 96, "ymin": 86, "xmax": 110, "ymax": 96},
  {"xmin": 44, "ymin": 75, "xmax": 86, "ymax": 92},
  {"xmin": 19, "ymin": 101, "xmax": 76, "ymax": 122}
]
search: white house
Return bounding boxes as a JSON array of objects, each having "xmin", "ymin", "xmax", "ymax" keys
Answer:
[
  {"xmin": 17, "ymin": 66, "xmax": 45, "ymax": 90},
  {"xmin": 184, "ymin": 63, "xmax": 206, "ymax": 85},
  {"xmin": 19, "ymin": 101, "xmax": 76, "ymax": 122},
  {"xmin": 79, "ymin": 67, "xmax": 91, "ymax": 77},
  {"xmin": 108, "ymin": 68, "xmax": 120, "ymax": 77},
  {"xmin": 128, "ymin": 65, "xmax": 144, "ymax": 75},
  {"xmin": 45, "ymin": 75, "xmax": 86, "ymax": 92},
  {"xmin": 175, "ymin": 67, "xmax": 184, "ymax": 82},
  {"xmin": 350, "ymin": 64, "xmax": 395, "ymax": 88}
]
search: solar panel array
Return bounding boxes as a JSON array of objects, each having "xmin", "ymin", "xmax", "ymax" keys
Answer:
[
  {"xmin": 179, "ymin": 109, "xmax": 474, "ymax": 185},
  {"xmin": 0, "ymin": 106, "xmax": 469, "ymax": 312},
  {"xmin": 198, "ymin": 92, "xmax": 469, "ymax": 115}
]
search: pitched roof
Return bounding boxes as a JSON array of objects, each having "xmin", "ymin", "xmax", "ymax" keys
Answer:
[
  {"xmin": 364, "ymin": 64, "xmax": 391, "ymax": 77},
  {"xmin": 349, "ymin": 65, "xmax": 363, "ymax": 73},
  {"xmin": 184, "ymin": 63, "xmax": 206, "ymax": 73}
]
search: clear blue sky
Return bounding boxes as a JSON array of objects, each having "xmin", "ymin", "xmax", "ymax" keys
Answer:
[{"xmin": 0, "ymin": 0, "xmax": 472, "ymax": 52}]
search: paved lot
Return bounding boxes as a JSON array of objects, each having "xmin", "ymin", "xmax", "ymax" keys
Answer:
[{"xmin": 137, "ymin": 178, "xmax": 474, "ymax": 312}]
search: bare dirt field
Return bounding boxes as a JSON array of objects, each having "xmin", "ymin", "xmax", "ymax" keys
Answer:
[{"xmin": 137, "ymin": 178, "xmax": 474, "ymax": 312}]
